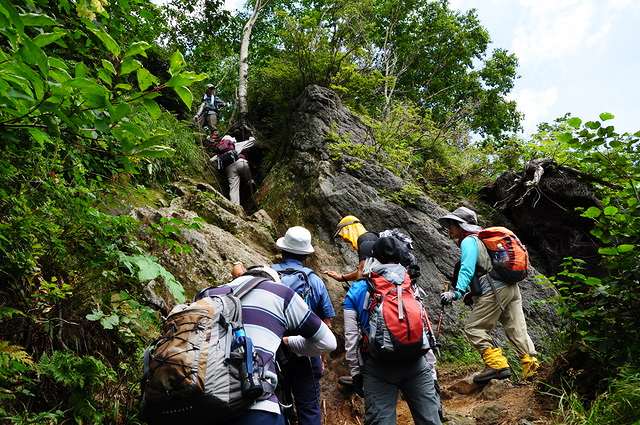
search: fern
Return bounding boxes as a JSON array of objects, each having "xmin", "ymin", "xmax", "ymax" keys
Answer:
[{"xmin": 0, "ymin": 341, "xmax": 34, "ymax": 368}]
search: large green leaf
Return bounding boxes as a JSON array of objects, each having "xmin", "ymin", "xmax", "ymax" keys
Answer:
[
  {"xmin": 599, "ymin": 112, "xmax": 615, "ymax": 121},
  {"xmin": 173, "ymin": 86, "xmax": 192, "ymax": 108},
  {"xmin": 142, "ymin": 98, "xmax": 161, "ymax": 119},
  {"xmin": 136, "ymin": 68, "xmax": 157, "ymax": 91},
  {"xmin": 169, "ymin": 50, "xmax": 186, "ymax": 76},
  {"xmin": 19, "ymin": 13, "xmax": 57, "ymax": 27},
  {"xmin": 118, "ymin": 254, "xmax": 185, "ymax": 303},
  {"xmin": 120, "ymin": 58, "xmax": 142, "ymax": 75},
  {"xmin": 89, "ymin": 27, "xmax": 121, "ymax": 57},
  {"xmin": 567, "ymin": 117, "xmax": 582, "ymax": 129},
  {"xmin": 19, "ymin": 37, "xmax": 48, "ymax": 75},
  {"xmin": 33, "ymin": 30, "xmax": 65, "ymax": 47},
  {"xmin": 123, "ymin": 41, "xmax": 151, "ymax": 58},
  {"xmin": 582, "ymin": 207, "xmax": 601, "ymax": 218}
]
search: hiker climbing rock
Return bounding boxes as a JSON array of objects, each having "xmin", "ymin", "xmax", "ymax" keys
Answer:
[
  {"xmin": 327, "ymin": 216, "xmax": 443, "ymax": 419},
  {"xmin": 438, "ymin": 206, "xmax": 540, "ymax": 384},
  {"xmin": 210, "ymin": 134, "xmax": 255, "ymax": 206},
  {"xmin": 271, "ymin": 226, "xmax": 336, "ymax": 425},
  {"xmin": 192, "ymin": 266, "xmax": 336, "ymax": 425},
  {"xmin": 193, "ymin": 83, "xmax": 226, "ymax": 132},
  {"xmin": 343, "ymin": 236, "xmax": 441, "ymax": 425},
  {"xmin": 324, "ymin": 215, "xmax": 378, "ymax": 285}
]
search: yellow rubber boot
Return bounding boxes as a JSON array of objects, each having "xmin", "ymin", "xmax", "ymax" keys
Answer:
[
  {"xmin": 521, "ymin": 354, "xmax": 540, "ymax": 379},
  {"xmin": 482, "ymin": 347, "xmax": 509, "ymax": 369},
  {"xmin": 473, "ymin": 347, "xmax": 511, "ymax": 384}
]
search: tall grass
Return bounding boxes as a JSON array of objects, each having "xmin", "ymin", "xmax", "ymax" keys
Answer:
[{"xmin": 556, "ymin": 367, "xmax": 640, "ymax": 425}]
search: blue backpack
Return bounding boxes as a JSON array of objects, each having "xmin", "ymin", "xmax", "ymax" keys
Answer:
[{"xmin": 276, "ymin": 267, "xmax": 313, "ymax": 306}]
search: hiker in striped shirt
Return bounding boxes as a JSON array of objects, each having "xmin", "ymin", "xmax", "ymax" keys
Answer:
[{"xmin": 195, "ymin": 266, "xmax": 337, "ymax": 425}]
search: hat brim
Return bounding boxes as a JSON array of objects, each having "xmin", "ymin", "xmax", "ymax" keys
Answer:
[
  {"xmin": 459, "ymin": 223, "xmax": 482, "ymax": 233},
  {"xmin": 276, "ymin": 237, "xmax": 315, "ymax": 255},
  {"xmin": 439, "ymin": 214, "xmax": 482, "ymax": 233}
]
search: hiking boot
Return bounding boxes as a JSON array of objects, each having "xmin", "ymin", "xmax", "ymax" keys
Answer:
[{"xmin": 473, "ymin": 367, "xmax": 512, "ymax": 384}]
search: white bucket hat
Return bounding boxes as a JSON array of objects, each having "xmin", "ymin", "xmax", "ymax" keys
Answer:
[
  {"xmin": 276, "ymin": 226, "xmax": 315, "ymax": 255},
  {"xmin": 438, "ymin": 206, "xmax": 483, "ymax": 233}
]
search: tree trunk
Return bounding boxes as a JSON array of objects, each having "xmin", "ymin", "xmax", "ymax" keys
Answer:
[{"xmin": 238, "ymin": 0, "xmax": 265, "ymax": 122}]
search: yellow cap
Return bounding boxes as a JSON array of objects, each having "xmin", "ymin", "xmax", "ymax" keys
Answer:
[{"xmin": 334, "ymin": 215, "xmax": 367, "ymax": 250}]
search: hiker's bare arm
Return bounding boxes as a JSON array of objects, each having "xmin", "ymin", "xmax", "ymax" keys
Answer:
[{"xmin": 323, "ymin": 318, "xmax": 332, "ymax": 328}]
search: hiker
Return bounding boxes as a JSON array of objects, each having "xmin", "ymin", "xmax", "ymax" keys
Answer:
[
  {"xmin": 438, "ymin": 206, "xmax": 540, "ymax": 384},
  {"xmin": 194, "ymin": 265, "xmax": 337, "ymax": 425},
  {"xmin": 271, "ymin": 226, "xmax": 336, "ymax": 425},
  {"xmin": 325, "ymin": 216, "xmax": 421, "ymax": 286},
  {"xmin": 326, "ymin": 217, "xmax": 441, "ymax": 399},
  {"xmin": 194, "ymin": 83, "xmax": 226, "ymax": 131},
  {"xmin": 343, "ymin": 236, "xmax": 441, "ymax": 425},
  {"xmin": 210, "ymin": 134, "xmax": 254, "ymax": 206}
]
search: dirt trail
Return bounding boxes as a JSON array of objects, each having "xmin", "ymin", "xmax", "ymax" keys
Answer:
[{"xmin": 320, "ymin": 365, "xmax": 555, "ymax": 425}]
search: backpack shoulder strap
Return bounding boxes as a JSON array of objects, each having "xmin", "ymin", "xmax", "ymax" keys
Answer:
[
  {"xmin": 469, "ymin": 235, "xmax": 492, "ymax": 275},
  {"xmin": 233, "ymin": 277, "xmax": 269, "ymax": 299}
]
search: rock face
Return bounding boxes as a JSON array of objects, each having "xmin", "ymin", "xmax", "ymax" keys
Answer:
[
  {"xmin": 481, "ymin": 158, "xmax": 600, "ymax": 275},
  {"xmin": 260, "ymin": 85, "xmax": 558, "ymax": 346}
]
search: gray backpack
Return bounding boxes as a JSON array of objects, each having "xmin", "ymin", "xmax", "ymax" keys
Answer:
[{"xmin": 141, "ymin": 277, "xmax": 276, "ymax": 424}]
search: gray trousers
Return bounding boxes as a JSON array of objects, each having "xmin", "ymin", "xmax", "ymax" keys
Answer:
[
  {"xmin": 225, "ymin": 159, "xmax": 251, "ymax": 205},
  {"xmin": 363, "ymin": 356, "xmax": 441, "ymax": 425}
]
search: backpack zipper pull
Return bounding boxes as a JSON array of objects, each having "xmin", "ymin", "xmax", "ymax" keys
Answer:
[{"xmin": 397, "ymin": 285, "xmax": 404, "ymax": 320}]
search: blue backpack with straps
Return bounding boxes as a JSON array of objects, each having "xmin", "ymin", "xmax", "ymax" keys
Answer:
[{"xmin": 275, "ymin": 267, "xmax": 313, "ymax": 306}]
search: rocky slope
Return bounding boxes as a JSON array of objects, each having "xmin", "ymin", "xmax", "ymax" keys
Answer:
[{"xmin": 135, "ymin": 85, "xmax": 560, "ymax": 424}]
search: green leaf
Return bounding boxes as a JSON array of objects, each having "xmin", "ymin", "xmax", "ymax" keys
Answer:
[
  {"xmin": 19, "ymin": 37, "xmax": 48, "ymax": 75},
  {"xmin": 0, "ymin": 0, "xmax": 24, "ymax": 34},
  {"xmin": 567, "ymin": 117, "xmax": 582, "ymax": 129},
  {"xmin": 585, "ymin": 121, "xmax": 601, "ymax": 130},
  {"xmin": 173, "ymin": 86, "xmax": 192, "ymax": 108},
  {"xmin": 136, "ymin": 68, "xmax": 157, "ymax": 91},
  {"xmin": 101, "ymin": 59, "xmax": 116, "ymax": 75},
  {"xmin": 75, "ymin": 62, "xmax": 89, "ymax": 78},
  {"xmin": 100, "ymin": 314, "xmax": 119, "ymax": 330},
  {"xmin": 109, "ymin": 102, "xmax": 131, "ymax": 122},
  {"xmin": 617, "ymin": 244, "xmax": 635, "ymax": 253},
  {"xmin": 582, "ymin": 207, "xmax": 601, "ymax": 218},
  {"xmin": 86, "ymin": 310, "xmax": 104, "ymax": 321},
  {"xmin": 598, "ymin": 247, "xmax": 619, "ymax": 256},
  {"xmin": 118, "ymin": 254, "xmax": 185, "ymax": 303},
  {"xmin": 165, "ymin": 71, "xmax": 207, "ymax": 88},
  {"xmin": 120, "ymin": 58, "xmax": 142, "ymax": 75},
  {"xmin": 599, "ymin": 112, "xmax": 615, "ymax": 121},
  {"xmin": 169, "ymin": 50, "xmax": 185, "ymax": 76},
  {"xmin": 48, "ymin": 57, "xmax": 68, "ymax": 70},
  {"xmin": 33, "ymin": 30, "xmax": 65, "ymax": 47},
  {"xmin": 603, "ymin": 206, "xmax": 618, "ymax": 216},
  {"xmin": 64, "ymin": 78, "xmax": 109, "ymax": 107},
  {"xmin": 142, "ymin": 98, "xmax": 161, "ymax": 119},
  {"xmin": 19, "ymin": 13, "xmax": 57, "ymax": 27},
  {"xmin": 557, "ymin": 132, "xmax": 572, "ymax": 143},
  {"xmin": 88, "ymin": 27, "xmax": 121, "ymax": 57},
  {"xmin": 28, "ymin": 128, "xmax": 50, "ymax": 146},
  {"xmin": 123, "ymin": 41, "xmax": 150, "ymax": 58}
]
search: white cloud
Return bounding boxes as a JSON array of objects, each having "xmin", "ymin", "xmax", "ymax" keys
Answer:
[
  {"xmin": 509, "ymin": 87, "xmax": 559, "ymax": 133},
  {"xmin": 510, "ymin": 0, "xmax": 633, "ymax": 64}
]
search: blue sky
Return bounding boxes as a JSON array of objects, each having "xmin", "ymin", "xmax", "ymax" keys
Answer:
[{"xmin": 449, "ymin": 0, "xmax": 640, "ymax": 135}]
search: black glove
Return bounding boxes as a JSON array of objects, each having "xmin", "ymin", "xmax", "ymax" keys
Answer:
[{"xmin": 352, "ymin": 373, "xmax": 364, "ymax": 397}]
